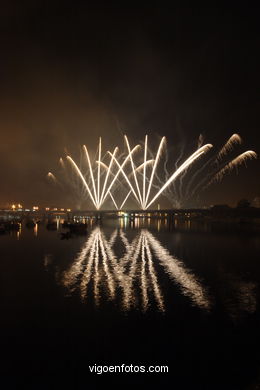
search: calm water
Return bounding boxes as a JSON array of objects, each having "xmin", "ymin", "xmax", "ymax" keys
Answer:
[{"xmin": 1, "ymin": 218, "xmax": 260, "ymax": 389}]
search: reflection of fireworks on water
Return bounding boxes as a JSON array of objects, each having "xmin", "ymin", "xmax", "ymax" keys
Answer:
[
  {"xmin": 47, "ymin": 133, "xmax": 257, "ymax": 210},
  {"xmin": 62, "ymin": 227, "xmax": 211, "ymax": 312}
]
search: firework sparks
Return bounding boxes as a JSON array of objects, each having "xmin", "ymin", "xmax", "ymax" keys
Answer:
[
  {"xmin": 156, "ymin": 133, "xmax": 255, "ymax": 208},
  {"xmin": 66, "ymin": 142, "xmax": 122, "ymax": 209},
  {"xmin": 83, "ymin": 145, "xmax": 98, "ymax": 205},
  {"xmin": 49, "ymin": 134, "xmax": 256, "ymax": 210},
  {"xmin": 119, "ymin": 190, "xmax": 132, "ymax": 210},
  {"xmin": 67, "ymin": 155, "xmax": 97, "ymax": 207},
  {"xmin": 217, "ymin": 133, "xmax": 242, "ymax": 160},
  {"xmin": 210, "ymin": 150, "xmax": 257, "ymax": 184},
  {"xmin": 143, "ymin": 135, "xmax": 148, "ymax": 209},
  {"xmin": 109, "ymin": 191, "xmax": 119, "ymax": 210},
  {"xmin": 144, "ymin": 136, "xmax": 166, "ymax": 206},
  {"xmin": 107, "ymin": 149, "xmax": 141, "ymax": 206},
  {"xmin": 47, "ymin": 172, "xmax": 56, "ymax": 182},
  {"xmin": 145, "ymin": 144, "xmax": 213, "ymax": 209},
  {"xmin": 98, "ymin": 147, "xmax": 118, "ymax": 208},
  {"xmin": 124, "ymin": 135, "xmax": 143, "ymax": 207},
  {"xmin": 120, "ymin": 135, "xmax": 166, "ymax": 209}
]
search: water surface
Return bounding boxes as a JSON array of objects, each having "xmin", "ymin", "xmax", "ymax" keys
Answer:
[{"xmin": 1, "ymin": 218, "xmax": 259, "ymax": 388}]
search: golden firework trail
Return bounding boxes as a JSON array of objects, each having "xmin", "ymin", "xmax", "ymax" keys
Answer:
[
  {"xmin": 210, "ymin": 150, "xmax": 257, "ymax": 184},
  {"xmin": 49, "ymin": 134, "xmax": 256, "ymax": 210},
  {"xmin": 47, "ymin": 172, "xmax": 56, "ymax": 182},
  {"xmin": 123, "ymin": 135, "xmax": 166, "ymax": 209},
  {"xmin": 66, "ymin": 139, "xmax": 127, "ymax": 210},
  {"xmin": 145, "ymin": 144, "xmax": 213, "ymax": 209},
  {"xmin": 217, "ymin": 133, "xmax": 242, "ymax": 160}
]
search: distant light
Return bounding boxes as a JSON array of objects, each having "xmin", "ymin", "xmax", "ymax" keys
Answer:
[
  {"xmin": 60, "ymin": 208, "xmax": 64, "ymax": 211},
  {"xmin": 11, "ymin": 204, "xmax": 16, "ymax": 210},
  {"xmin": 33, "ymin": 206, "xmax": 39, "ymax": 211},
  {"xmin": 45, "ymin": 207, "xmax": 50, "ymax": 211},
  {"xmin": 53, "ymin": 208, "xmax": 58, "ymax": 211},
  {"xmin": 67, "ymin": 209, "xmax": 71, "ymax": 212}
]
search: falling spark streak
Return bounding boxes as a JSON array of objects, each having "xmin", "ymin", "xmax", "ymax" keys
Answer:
[
  {"xmin": 47, "ymin": 172, "xmax": 56, "ymax": 181},
  {"xmin": 135, "ymin": 160, "xmax": 154, "ymax": 172},
  {"xmin": 210, "ymin": 150, "xmax": 257, "ymax": 184},
  {"xmin": 101, "ymin": 145, "xmax": 140, "ymax": 205},
  {"xmin": 188, "ymin": 134, "xmax": 243, "ymax": 199},
  {"xmin": 58, "ymin": 157, "xmax": 74, "ymax": 190},
  {"xmin": 97, "ymin": 137, "xmax": 101, "ymax": 206},
  {"xmin": 98, "ymin": 161, "xmax": 118, "ymax": 181},
  {"xmin": 145, "ymin": 136, "xmax": 166, "ymax": 207},
  {"xmin": 98, "ymin": 159, "xmax": 153, "ymax": 177},
  {"xmin": 124, "ymin": 135, "xmax": 143, "ymax": 207},
  {"xmin": 106, "ymin": 148, "xmax": 141, "ymax": 205},
  {"xmin": 83, "ymin": 145, "xmax": 98, "ymax": 205},
  {"xmin": 119, "ymin": 191, "xmax": 132, "ymax": 210},
  {"xmin": 217, "ymin": 133, "xmax": 242, "ymax": 160},
  {"xmin": 108, "ymin": 153, "xmax": 140, "ymax": 204},
  {"xmin": 59, "ymin": 157, "xmax": 65, "ymax": 167},
  {"xmin": 173, "ymin": 144, "xmax": 185, "ymax": 202},
  {"xmin": 145, "ymin": 144, "xmax": 213, "ymax": 209},
  {"xmin": 143, "ymin": 135, "xmax": 148, "ymax": 209},
  {"xmin": 47, "ymin": 172, "xmax": 66, "ymax": 193},
  {"xmin": 185, "ymin": 152, "xmax": 219, "ymax": 199},
  {"xmin": 119, "ymin": 136, "xmax": 165, "ymax": 209},
  {"xmin": 100, "ymin": 158, "xmax": 153, "ymax": 205},
  {"xmin": 109, "ymin": 191, "xmax": 118, "ymax": 210},
  {"xmin": 99, "ymin": 147, "xmax": 118, "ymax": 208},
  {"xmin": 66, "ymin": 156, "xmax": 97, "ymax": 208},
  {"xmin": 67, "ymin": 144, "xmax": 119, "ymax": 210},
  {"xmin": 197, "ymin": 134, "xmax": 204, "ymax": 149}
]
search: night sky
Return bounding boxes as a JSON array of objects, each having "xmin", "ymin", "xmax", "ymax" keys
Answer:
[{"xmin": 0, "ymin": 3, "xmax": 259, "ymax": 208}]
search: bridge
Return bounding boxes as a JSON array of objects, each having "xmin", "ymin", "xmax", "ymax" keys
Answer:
[{"xmin": 1, "ymin": 207, "xmax": 259, "ymax": 224}]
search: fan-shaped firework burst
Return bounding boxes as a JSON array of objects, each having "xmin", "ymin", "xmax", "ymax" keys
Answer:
[
  {"xmin": 149, "ymin": 133, "xmax": 257, "ymax": 208},
  {"xmin": 47, "ymin": 133, "xmax": 257, "ymax": 210},
  {"xmin": 210, "ymin": 151, "xmax": 257, "ymax": 184}
]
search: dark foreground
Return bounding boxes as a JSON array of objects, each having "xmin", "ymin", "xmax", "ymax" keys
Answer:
[{"xmin": 0, "ymin": 219, "xmax": 260, "ymax": 389}]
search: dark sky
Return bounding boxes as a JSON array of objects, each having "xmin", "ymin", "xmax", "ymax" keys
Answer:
[{"xmin": 0, "ymin": 3, "xmax": 259, "ymax": 208}]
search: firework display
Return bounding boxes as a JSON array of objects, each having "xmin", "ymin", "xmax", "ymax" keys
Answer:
[{"xmin": 47, "ymin": 134, "xmax": 257, "ymax": 210}]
